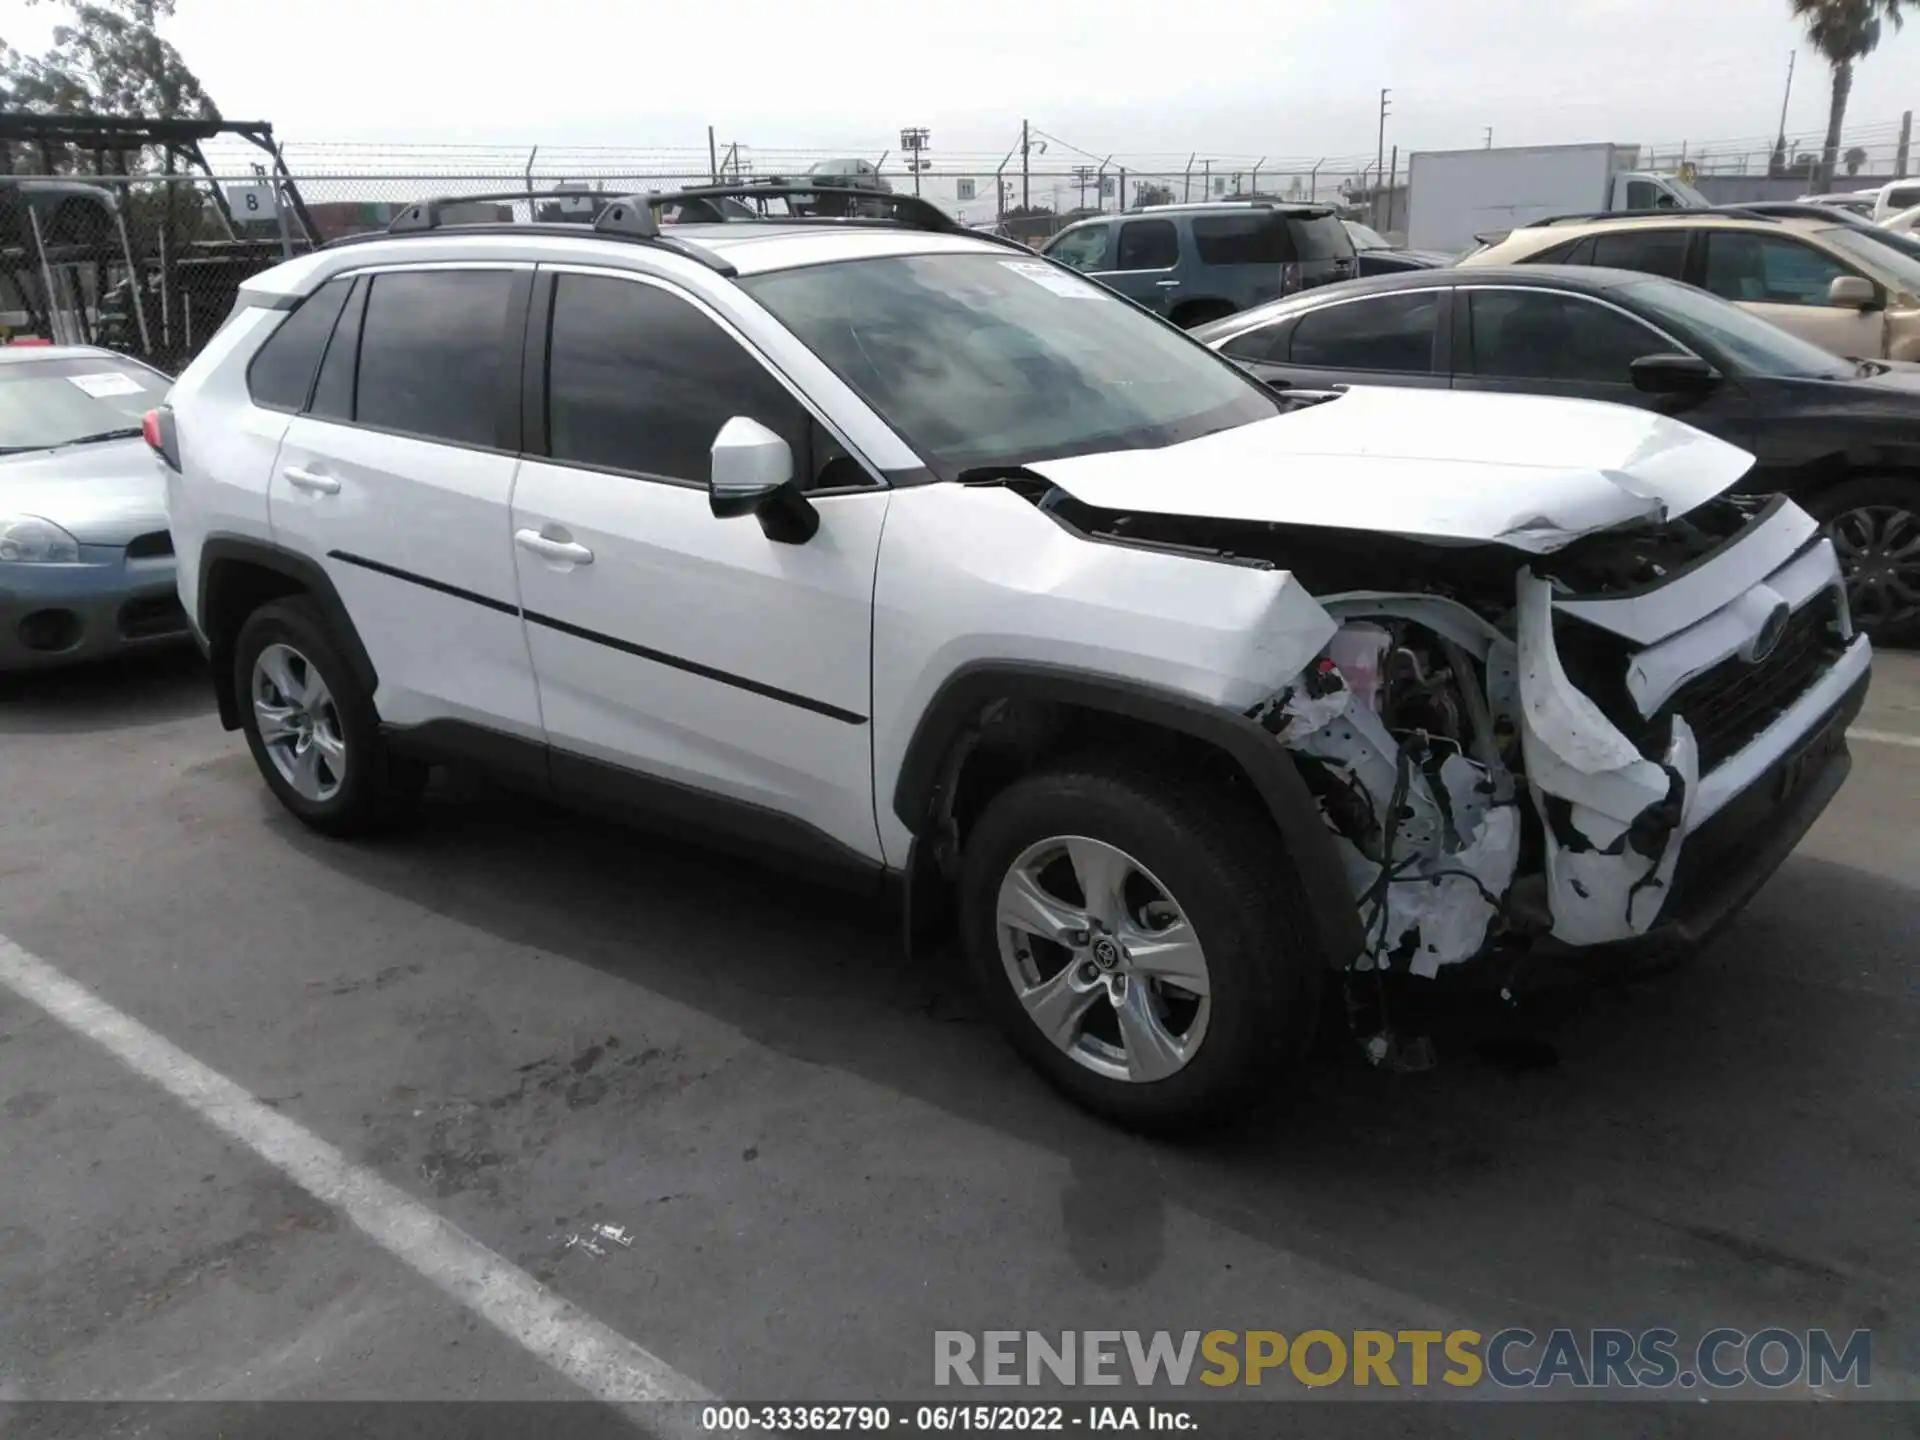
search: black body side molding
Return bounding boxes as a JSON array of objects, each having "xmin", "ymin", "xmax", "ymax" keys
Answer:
[
  {"xmin": 893, "ymin": 662, "xmax": 1367, "ymax": 968},
  {"xmin": 381, "ymin": 719, "xmax": 889, "ymax": 897},
  {"xmin": 196, "ymin": 536, "xmax": 379, "ymax": 731}
]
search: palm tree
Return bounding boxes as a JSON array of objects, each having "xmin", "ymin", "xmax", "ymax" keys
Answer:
[{"xmin": 1790, "ymin": 0, "xmax": 1914, "ymax": 192}]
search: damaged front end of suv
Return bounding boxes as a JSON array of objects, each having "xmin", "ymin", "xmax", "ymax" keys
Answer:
[{"xmin": 1006, "ymin": 395, "xmax": 1873, "ymax": 1005}]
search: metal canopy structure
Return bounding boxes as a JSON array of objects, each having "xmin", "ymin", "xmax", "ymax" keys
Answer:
[
  {"xmin": 0, "ymin": 112, "xmax": 320, "ymax": 242},
  {"xmin": 0, "ymin": 113, "xmax": 319, "ymax": 366}
]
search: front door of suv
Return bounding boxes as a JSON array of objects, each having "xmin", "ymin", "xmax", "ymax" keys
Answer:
[
  {"xmin": 508, "ymin": 267, "xmax": 888, "ymax": 866},
  {"xmin": 269, "ymin": 264, "xmax": 543, "ymax": 739}
]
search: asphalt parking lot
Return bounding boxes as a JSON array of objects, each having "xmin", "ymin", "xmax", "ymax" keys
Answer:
[{"xmin": 1, "ymin": 645, "xmax": 1916, "ymax": 1436}]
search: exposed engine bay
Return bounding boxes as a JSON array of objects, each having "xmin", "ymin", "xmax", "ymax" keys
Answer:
[{"xmin": 1014, "ymin": 480, "xmax": 1860, "ymax": 980}]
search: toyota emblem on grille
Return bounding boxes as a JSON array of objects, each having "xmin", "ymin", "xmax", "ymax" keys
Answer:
[{"xmin": 1741, "ymin": 601, "xmax": 1791, "ymax": 665}]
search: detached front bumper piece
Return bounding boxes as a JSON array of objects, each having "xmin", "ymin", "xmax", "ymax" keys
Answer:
[{"xmin": 1522, "ymin": 667, "xmax": 1866, "ymax": 985}]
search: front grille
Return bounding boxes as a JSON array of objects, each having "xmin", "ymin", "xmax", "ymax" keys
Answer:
[
  {"xmin": 117, "ymin": 593, "xmax": 188, "ymax": 640},
  {"xmin": 1626, "ymin": 590, "xmax": 1847, "ymax": 771},
  {"xmin": 125, "ymin": 531, "xmax": 173, "ymax": 559}
]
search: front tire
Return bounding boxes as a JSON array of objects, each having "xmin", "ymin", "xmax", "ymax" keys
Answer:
[
  {"xmin": 1810, "ymin": 474, "xmax": 1920, "ymax": 645},
  {"xmin": 959, "ymin": 762, "xmax": 1326, "ymax": 1131},
  {"xmin": 234, "ymin": 598, "xmax": 424, "ymax": 836}
]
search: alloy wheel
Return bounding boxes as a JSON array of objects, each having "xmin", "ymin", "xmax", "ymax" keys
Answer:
[
  {"xmin": 994, "ymin": 835, "xmax": 1212, "ymax": 1083},
  {"xmin": 1831, "ymin": 503, "xmax": 1920, "ymax": 630},
  {"xmin": 251, "ymin": 642, "xmax": 347, "ymax": 803}
]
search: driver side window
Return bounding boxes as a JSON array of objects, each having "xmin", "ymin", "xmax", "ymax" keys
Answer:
[
  {"xmin": 546, "ymin": 274, "xmax": 852, "ymax": 490},
  {"xmin": 1701, "ymin": 233, "xmax": 1852, "ymax": 306},
  {"xmin": 1045, "ymin": 225, "xmax": 1111, "ymax": 272},
  {"xmin": 1466, "ymin": 290, "xmax": 1673, "ymax": 383}
]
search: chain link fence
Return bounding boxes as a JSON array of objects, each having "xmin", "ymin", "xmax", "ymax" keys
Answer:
[
  {"xmin": 6, "ymin": 164, "xmax": 1372, "ymax": 370},
  {"xmin": 8, "ymin": 128, "xmax": 1906, "ymax": 370}
]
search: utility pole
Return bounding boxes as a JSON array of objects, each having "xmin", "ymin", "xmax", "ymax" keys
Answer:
[
  {"xmin": 707, "ymin": 126, "xmax": 719, "ymax": 183},
  {"xmin": 1071, "ymin": 165, "xmax": 1093, "ymax": 211},
  {"xmin": 901, "ymin": 127, "xmax": 930, "ymax": 198},
  {"xmin": 1376, "ymin": 88, "xmax": 1391, "ymax": 219},
  {"xmin": 1898, "ymin": 111, "xmax": 1913, "ymax": 178},
  {"xmin": 1484, "ymin": 127, "xmax": 1493, "ymax": 149},
  {"xmin": 1774, "ymin": 51, "xmax": 1797, "ymax": 168},
  {"xmin": 1203, "ymin": 157, "xmax": 1212, "ymax": 197},
  {"xmin": 1021, "ymin": 119, "xmax": 1031, "ymax": 214}
]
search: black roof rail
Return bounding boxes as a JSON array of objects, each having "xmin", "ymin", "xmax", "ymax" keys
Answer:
[
  {"xmin": 640, "ymin": 181, "xmax": 1035, "ymax": 251},
  {"xmin": 331, "ymin": 189, "xmax": 731, "ymax": 272},
  {"xmin": 1523, "ymin": 206, "xmax": 1762, "ymax": 228},
  {"xmin": 373, "ymin": 181, "xmax": 1031, "ymax": 260},
  {"xmin": 1704, "ymin": 201, "xmax": 1827, "ymax": 220}
]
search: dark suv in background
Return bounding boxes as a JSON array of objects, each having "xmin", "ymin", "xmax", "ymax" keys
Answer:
[{"xmin": 1040, "ymin": 201, "xmax": 1355, "ymax": 327}]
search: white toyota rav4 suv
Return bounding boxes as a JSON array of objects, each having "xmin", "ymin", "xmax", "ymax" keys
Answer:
[{"xmin": 156, "ymin": 185, "xmax": 1871, "ymax": 1129}]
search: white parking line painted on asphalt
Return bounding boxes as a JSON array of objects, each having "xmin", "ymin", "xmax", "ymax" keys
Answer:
[
  {"xmin": 0, "ymin": 933, "xmax": 708, "ymax": 1409},
  {"xmin": 1850, "ymin": 728, "xmax": 1920, "ymax": 750}
]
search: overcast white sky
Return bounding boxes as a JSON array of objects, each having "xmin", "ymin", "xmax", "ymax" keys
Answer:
[{"xmin": 3, "ymin": 0, "xmax": 1916, "ymax": 168}]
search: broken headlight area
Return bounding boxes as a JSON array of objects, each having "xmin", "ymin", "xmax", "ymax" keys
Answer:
[{"xmin": 1251, "ymin": 614, "xmax": 1525, "ymax": 980}]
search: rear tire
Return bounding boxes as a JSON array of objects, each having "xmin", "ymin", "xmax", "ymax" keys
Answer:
[
  {"xmin": 1807, "ymin": 474, "xmax": 1920, "ymax": 645},
  {"xmin": 959, "ymin": 761, "xmax": 1326, "ymax": 1132},
  {"xmin": 234, "ymin": 597, "xmax": 424, "ymax": 837}
]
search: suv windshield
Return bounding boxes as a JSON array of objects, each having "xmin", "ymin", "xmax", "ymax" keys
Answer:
[
  {"xmin": 1622, "ymin": 278, "xmax": 1853, "ymax": 380},
  {"xmin": 0, "ymin": 355, "xmax": 170, "ymax": 455},
  {"xmin": 741, "ymin": 253, "xmax": 1279, "ymax": 474}
]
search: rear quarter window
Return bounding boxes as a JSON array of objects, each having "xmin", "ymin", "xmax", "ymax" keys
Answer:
[
  {"xmin": 244, "ymin": 279, "xmax": 352, "ymax": 412},
  {"xmin": 1287, "ymin": 213, "xmax": 1353, "ymax": 261},
  {"xmin": 1192, "ymin": 214, "xmax": 1290, "ymax": 265}
]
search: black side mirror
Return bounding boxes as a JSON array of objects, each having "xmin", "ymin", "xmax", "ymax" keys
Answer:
[{"xmin": 1630, "ymin": 353, "xmax": 1722, "ymax": 396}]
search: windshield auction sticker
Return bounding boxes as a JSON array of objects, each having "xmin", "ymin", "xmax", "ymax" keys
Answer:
[
  {"xmin": 66, "ymin": 371, "xmax": 146, "ymax": 398},
  {"xmin": 1000, "ymin": 261, "xmax": 1106, "ymax": 298}
]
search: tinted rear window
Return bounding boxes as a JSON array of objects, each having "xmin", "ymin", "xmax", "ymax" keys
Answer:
[
  {"xmin": 1288, "ymin": 213, "xmax": 1353, "ymax": 261},
  {"xmin": 353, "ymin": 270, "xmax": 514, "ymax": 448},
  {"xmin": 1589, "ymin": 229, "xmax": 1690, "ymax": 281},
  {"xmin": 1115, "ymin": 220, "xmax": 1180, "ymax": 270},
  {"xmin": 1192, "ymin": 214, "xmax": 1289, "ymax": 265}
]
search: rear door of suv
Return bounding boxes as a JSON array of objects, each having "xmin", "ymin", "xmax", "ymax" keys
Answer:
[{"xmin": 267, "ymin": 264, "xmax": 543, "ymax": 739}]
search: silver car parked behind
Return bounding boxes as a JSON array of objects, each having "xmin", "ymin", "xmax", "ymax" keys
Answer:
[{"xmin": 0, "ymin": 345, "xmax": 185, "ymax": 671}]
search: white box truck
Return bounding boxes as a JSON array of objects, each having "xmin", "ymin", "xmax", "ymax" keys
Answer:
[{"xmin": 1406, "ymin": 143, "xmax": 1708, "ymax": 255}]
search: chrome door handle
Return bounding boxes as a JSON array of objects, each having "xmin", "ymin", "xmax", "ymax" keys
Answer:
[
  {"xmin": 283, "ymin": 466, "xmax": 340, "ymax": 494},
  {"xmin": 515, "ymin": 529, "xmax": 594, "ymax": 565},
  {"xmin": 1155, "ymin": 279, "xmax": 1182, "ymax": 288}
]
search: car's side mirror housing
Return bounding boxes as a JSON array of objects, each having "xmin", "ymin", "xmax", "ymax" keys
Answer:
[
  {"xmin": 708, "ymin": 416, "xmax": 818, "ymax": 544},
  {"xmin": 1630, "ymin": 353, "xmax": 1722, "ymax": 396},
  {"xmin": 1828, "ymin": 274, "xmax": 1880, "ymax": 310}
]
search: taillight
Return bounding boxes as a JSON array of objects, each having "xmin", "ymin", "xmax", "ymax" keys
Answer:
[
  {"xmin": 144, "ymin": 406, "xmax": 182, "ymax": 472},
  {"xmin": 1280, "ymin": 261, "xmax": 1304, "ymax": 295}
]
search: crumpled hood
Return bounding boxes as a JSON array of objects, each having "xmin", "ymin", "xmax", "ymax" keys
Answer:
[
  {"xmin": 1031, "ymin": 386, "xmax": 1756, "ymax": 553},
  {"xmin": 0, "ymin": 438, "xmax": 167, "ymax": 546}
]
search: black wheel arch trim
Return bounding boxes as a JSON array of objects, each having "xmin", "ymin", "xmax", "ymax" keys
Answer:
[
  {"xmin": 892, "ymin": 660, "xmax": 1366, "ymax": 967},
  {"xmin": 197, "ymin": 535, "xmax": 379, "ymax": 731}
]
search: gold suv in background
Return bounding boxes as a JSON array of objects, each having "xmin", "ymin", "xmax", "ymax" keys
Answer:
[{"xmin": 1465, "ymin": 211, "xmax": 1920, "ymax": 362}]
